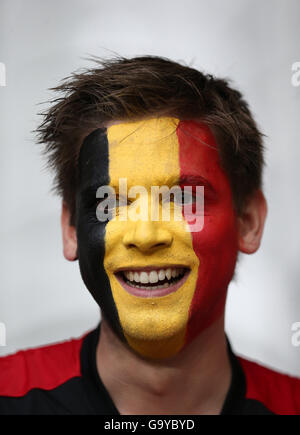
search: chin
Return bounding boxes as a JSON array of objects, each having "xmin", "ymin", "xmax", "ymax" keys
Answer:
[
  {"xmin": 119, "ymin": 313, "xmax": 188, "ymax": 360},
  {"xmin": 105, "ymin": 261, "xmax": 200, "ymax": 359}
]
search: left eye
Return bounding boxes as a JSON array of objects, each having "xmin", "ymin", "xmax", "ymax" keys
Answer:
[
  {"xmin": 175, "ymin": 191, "xmax": 195, "ymax": 205},
  {"xmin": 168, "ymin": 191, "xmax": 196, "ymax": 206}
]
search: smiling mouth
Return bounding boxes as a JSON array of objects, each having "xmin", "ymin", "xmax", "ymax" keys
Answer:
[{"xmin": 114, "ymin": 266, "xmax": 191, "ymax": 298}]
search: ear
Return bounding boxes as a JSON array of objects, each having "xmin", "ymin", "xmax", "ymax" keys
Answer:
[
  {"xmin": 238, "ymin": 190, "xmax": 267, "ymax": 254},
  {"xmin": 61, "ymin": 202, "xmax": 78, "ymax": 261}
]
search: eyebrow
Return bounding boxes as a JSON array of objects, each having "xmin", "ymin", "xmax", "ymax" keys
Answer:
[
  {"xmin": 79, "ymin": 174, "xmax": 215, "ymax": 196},
  {"xmin": 178, "ymin": 175, "xmax": 215, "ymax": 192}
]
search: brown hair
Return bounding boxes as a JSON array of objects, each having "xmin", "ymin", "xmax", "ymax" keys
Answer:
[{"xmin": 36, "ymin": 55, "xmax": 265, "ymax": 224}]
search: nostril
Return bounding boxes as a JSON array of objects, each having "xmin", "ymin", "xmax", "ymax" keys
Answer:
[
  {"xmin": 125, "ymin": 242, "xmax": 167, "ymax": 250},
  {"xmin": 154, "ymin": 243, "xmax": 167, "ymax": 248},
  {"xmin": 123, "ymin": 225, "xmax": 173, "ymax": 251}
]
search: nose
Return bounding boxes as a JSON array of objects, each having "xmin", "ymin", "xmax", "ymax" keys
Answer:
[{"xmin": 122, "ymin": 221, "xmax": 173, "ymax": 253}]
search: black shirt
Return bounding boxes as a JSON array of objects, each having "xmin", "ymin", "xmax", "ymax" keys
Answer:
[{"xmin": 0, "ymin": 324, "xmax": 299, "ymax": 415}]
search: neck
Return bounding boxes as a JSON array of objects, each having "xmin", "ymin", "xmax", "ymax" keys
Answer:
[{"xmin": 96, "ymin": 315, "xmax": 231, "ymax": 415}]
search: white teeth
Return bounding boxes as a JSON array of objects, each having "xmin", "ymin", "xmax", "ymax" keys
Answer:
[
  {"xmin": 140, "ymin": 272, "xmax": 149, "ymax": 284},
  {"xmin": 149, "ymin": 271, "xmax": 159, "ymax": 283},
  {"xmin": 123, "ymin": 267, "xmax": 187, "ymax": 287},
  {"xmin": 165, "ymin": 268, "xmax": 172, "ymax": 280},
  {"xmin": 158, "ymin": 269, "xmax": 165, "ymax": 281}
]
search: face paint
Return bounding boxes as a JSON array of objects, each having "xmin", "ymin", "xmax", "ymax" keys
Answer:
[
  {"xmin": 76, "ymin": 118, "xmax": 238, "ymax": 359},
  {"xmin": 76, "ymin": 129, "xmax": 125, "ymax": 341},
  {"xmin": 177, "ymin": 121, "xmax": 239, "ymax": 345}
]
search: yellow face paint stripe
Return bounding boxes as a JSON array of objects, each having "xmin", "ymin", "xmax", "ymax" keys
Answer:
[{"xmin": 103, "ymin": 118, "xmax": 199, "ymax": 359}]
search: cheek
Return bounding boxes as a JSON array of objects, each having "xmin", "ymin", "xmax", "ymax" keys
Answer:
[
  {"xmin": 185, "ymin": 207, "xmax": 238, "ymax": 343},
  {"xmin": 194, "ymin": 201, "xmax": 237, "ymax": 247},
  {"xmin": 75, "ymin": 214, "xmax": 125, "ymax": 340},
  {"xmin": 194, "ymin": 211, "xmax": 238, "ymax": 279}
]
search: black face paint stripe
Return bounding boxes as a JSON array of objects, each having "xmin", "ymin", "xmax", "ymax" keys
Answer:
[{"xmin": 76, "ymin": 128, "xmax": 124, "ymax": 341}]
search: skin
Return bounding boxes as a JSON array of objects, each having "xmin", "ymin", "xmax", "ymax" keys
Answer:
[{"xmin": 62, "ymin": 117, "xmax": 267, "ymax": 414}]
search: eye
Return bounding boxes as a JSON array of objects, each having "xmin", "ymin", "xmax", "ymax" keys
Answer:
[
  {"xmin": 115, "ymin": 195, "xmax": 132, "ymax": 208},
  {"xmin": 96, "ymin": 194, "xmax": 131, "ymax": 210},
  {"xmin": 174, "ymin": 190, "xmax": 196, "ymax": 206},
  {"xmin": 170, "ymin": 189, "xmax": 202, "ymax": 207},
  {"xmin": 171, "ymin": 187, "xmax": 206, "ymax": 216}
]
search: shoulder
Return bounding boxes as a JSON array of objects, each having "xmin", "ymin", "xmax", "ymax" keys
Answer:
[
  {"xmin": 238, "ymin": 355, "xmax": 300, "ymax": 414},
  {"xmin": 0, "ymin": 334, "xmax": 86, "ymax": 398}
]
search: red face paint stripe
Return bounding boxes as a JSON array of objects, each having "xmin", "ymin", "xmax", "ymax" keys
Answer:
[{"xmin": 177, "ymin": 120, "xmax": 239, "ymax": 345}]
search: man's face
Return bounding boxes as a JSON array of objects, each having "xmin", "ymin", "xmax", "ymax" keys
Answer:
[{"xmin": 75, "ymin": 117, "xmax": 238, "ymax": 359}]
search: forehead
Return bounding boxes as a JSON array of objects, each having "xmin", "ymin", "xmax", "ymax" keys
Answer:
[
  {"xmin": 107, "ymin": 117, "xmax": 180, "ymax": 187},
  {"xmin": 106, "ymin": 117, "xmax": 221, "ymax": 188}
]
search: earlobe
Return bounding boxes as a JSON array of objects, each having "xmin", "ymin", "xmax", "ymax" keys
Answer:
[
  {"xmin": 61, "ymin": 202, "xmax": 78, "ymax": 261},
  {"xmin": 238, "ymin": 190, "xmax": 267, "ymax": 254}
]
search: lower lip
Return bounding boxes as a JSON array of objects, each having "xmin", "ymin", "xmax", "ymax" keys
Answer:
[{"xmin": 115, "ymin": 271, "xmax": 190, "ymax": 298}]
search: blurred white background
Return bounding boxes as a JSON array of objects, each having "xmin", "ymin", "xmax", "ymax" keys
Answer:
[{"xmin": 0, "ymin": 0, "xmax": 299, "ymax": 376}]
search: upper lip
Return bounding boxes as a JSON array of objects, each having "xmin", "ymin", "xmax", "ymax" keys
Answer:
[{"xmin": 114, "ymin": 265, "xmax": 190, "ymax": 273}]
